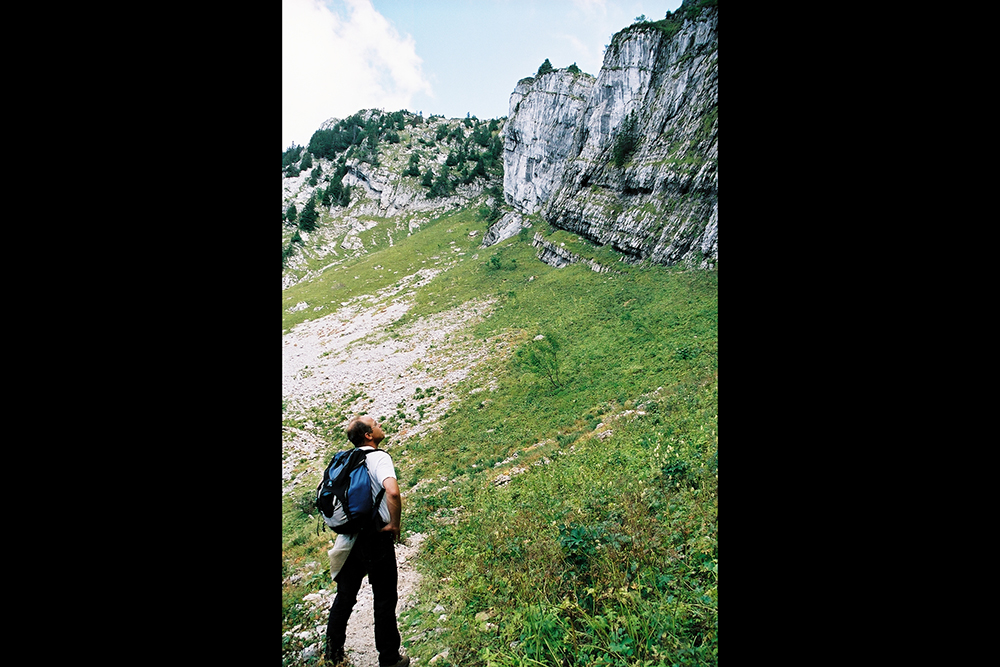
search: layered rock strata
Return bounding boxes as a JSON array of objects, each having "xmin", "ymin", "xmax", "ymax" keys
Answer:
[
  {"xmin": 503, "ymin": 5, "xmax": 718, "ymax": 268},
  {"xmin": 530, "ymin": 233, "xmax": 617, "ymax": 273}
]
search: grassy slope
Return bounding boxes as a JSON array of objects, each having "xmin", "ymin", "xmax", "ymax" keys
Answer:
[{"xmin": 283, "ymin": 206, "xmax": 717, "ymax": 665}]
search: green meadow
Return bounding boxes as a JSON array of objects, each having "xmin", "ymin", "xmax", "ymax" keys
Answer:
[{"xmin": 283, "ymin": 204, "xmax": 717, "ymax": 666}]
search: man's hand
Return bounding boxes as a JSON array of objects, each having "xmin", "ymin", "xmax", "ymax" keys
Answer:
[
  {"xmin": 380, "ymin": 477, "xmax": 403, "ymax": 543},
  {"xmin": 379, "ymin": 521, "xmax": 402, "ymax": 543}
]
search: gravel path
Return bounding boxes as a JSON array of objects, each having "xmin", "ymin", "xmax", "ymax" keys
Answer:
[{"xmin": 302, "ymin": 533, "xmax": 426, "ymax": 666}]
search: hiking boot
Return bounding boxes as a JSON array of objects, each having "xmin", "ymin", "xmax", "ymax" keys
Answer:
[
  {"xmin": 324, "ymin": 646, "xmax": 345, "ymax": 666},
  {"xmin": 380, "ymin": 656, "xmax": 409, "ymax": 667}
]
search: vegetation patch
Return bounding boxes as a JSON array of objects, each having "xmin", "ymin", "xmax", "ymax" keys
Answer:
[{"xmin": 283, "ymin": 206, "xmax": 718, "ymax": 666}]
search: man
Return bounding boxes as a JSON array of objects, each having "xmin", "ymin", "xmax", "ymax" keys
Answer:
[{"xmin": 325, "ymin": 415, "xmax": 409, "ymax": 667}]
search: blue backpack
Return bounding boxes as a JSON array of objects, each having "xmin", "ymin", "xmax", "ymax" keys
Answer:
[{"xmin": 316, "ymin": 448, "xmax": 386, "ymax": 534}]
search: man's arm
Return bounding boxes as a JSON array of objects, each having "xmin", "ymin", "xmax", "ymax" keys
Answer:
[{"xmin": 379, "ymin": 477, "xmax": 402, "ymax": 543}]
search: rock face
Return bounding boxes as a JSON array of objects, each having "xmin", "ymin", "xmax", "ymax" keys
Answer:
[
  {"xmin": 530, "ymin": 233, "xmax": 616, "ymax": 273},
  {"xmin": 481, "ymin": 211, "xmax": 530, "ymax": 247},
  {"xmin": 503, "ymin": 72, "xmax": 596, "ymax": 214},
  {"xmin": 503, "ymin": 3, "xmax": 718, "ymax": 268}
]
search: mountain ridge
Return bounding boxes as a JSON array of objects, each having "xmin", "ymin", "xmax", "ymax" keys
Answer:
[{"xmin": 282, "ymin": 0, "xmax": 718, "ymax": 286}]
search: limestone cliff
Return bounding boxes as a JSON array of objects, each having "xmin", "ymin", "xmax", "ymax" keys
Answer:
[
  {"xmin": 502, "ymin": 2, "xmax": 718, "ymax": 268},
  {"xmin": 503, "ymin": 71, "xmax": 595, "ymax": 215}
]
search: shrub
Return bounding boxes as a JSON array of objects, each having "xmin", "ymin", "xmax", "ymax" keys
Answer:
[
  {"xmin": 514, "ymin": 332, "xmax": 563, "ymax": 389},
  {"xmin": 308, "ymin": 166, "xmax": 322, "ymax": 187},
  {"xmin": 611, "ymin": 111, "xmax": 640, "ymax": 167},
  {"xmin": 294, "ymin": 489, "xmax": 316, "ymax": 516},
  {"xmin": 427, "ymin": 172, "xmax": 453, "ymax": 199}
]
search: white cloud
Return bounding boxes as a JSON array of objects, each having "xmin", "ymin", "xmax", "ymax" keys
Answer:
[
  {"xmin": 571, "ymin": 0, "xmax": 607, "ymax": 18},
  {"xmin": 282, "ymin": 0, "xmax": 433, "ymax": 149}
]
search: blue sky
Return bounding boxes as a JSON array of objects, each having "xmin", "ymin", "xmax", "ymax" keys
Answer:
[{"xmin": 282, "ymin": 0, "xmax": 684, "ymax": 151}]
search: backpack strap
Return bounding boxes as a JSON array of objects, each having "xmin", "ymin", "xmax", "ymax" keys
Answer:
[
  {"xmin": 372, "ymin": 487, "xmax": 387, "ymax": 520},
  {"xmin": 362, "ymin": 449, "xmax": 388, "ymax": 523}
]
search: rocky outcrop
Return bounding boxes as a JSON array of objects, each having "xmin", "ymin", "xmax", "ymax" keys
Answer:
[
  {"xmin": 503, "ymin": 71, "xmax": 595, "ymax": 214},
  {"xmin": 503, "ymin": 3, "xmax": 718, "ymax": 268},
  {"xmin": 481, "ymin": 211, "xmax": 530, "ymax": 247},
  {"xmin": 530, "ymin": 233, "xmax": 617, "ymax": 273},
  {"xmin": 282, "ymin": 110, "xmax": 505, "ymax": 289}
]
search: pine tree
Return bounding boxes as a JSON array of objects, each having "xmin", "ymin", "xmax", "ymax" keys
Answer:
[
  {"xmin": 536, "ymin": 58, "xmax": 554, "ymax": 77},
  {"xmin": 427, "ymin": 171, "xmax": 454, "ymax": 199},
  {"xmin": 282, "ymin": 143, "xmax": 302, "ymax": 169},
  {"xmin": 299, "ymin": 199, "xmax": 318, "ymax": 232},
  {"xmin": 405, "ymin": 154, "xmax": 421, "ymax": 177},
  {"xmin": 319, "ymin": 185, "xmax": 333, "ymax": 207},
  {"xmin": 421, "ymin": 168, "xmax": 434, "ymax": 188},
  {"xmin": 308, "ymin": 166, "xmax": 322, "ymax": 187},
  {"xmin": 327, "ymin": 178, "xmax": 342, "ymax": 205}
]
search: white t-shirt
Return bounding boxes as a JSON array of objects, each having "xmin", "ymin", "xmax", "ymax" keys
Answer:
[{"xmin": 358, "ymin": 447, "xmax": 397, "ymax": 524}]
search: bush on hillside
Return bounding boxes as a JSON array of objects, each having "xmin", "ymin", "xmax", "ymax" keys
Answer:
[
  {"xmin": 427, "ymin": 172, "xmax": 454, "ymax": 199},
  {"xmin": 514, "ymin": 332, "xmax": 563, "ymax": 389},
  {"xmin": 611, "ymin": 111, "xmax": 640, "ymax": 167}
]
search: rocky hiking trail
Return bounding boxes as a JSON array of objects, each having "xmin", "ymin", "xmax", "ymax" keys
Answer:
[
  {"xmin": 283, "ymin": 273, "xmax": 511, "ymax": 667},
  {"xmin": 299, "ymin": 533, "xmax": 426, "ymax": 666}
]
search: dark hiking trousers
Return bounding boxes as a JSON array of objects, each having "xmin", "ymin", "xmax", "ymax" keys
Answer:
[{"xmin": 325, "ymin": 523, "xmax": 402, "ymax": 666}]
